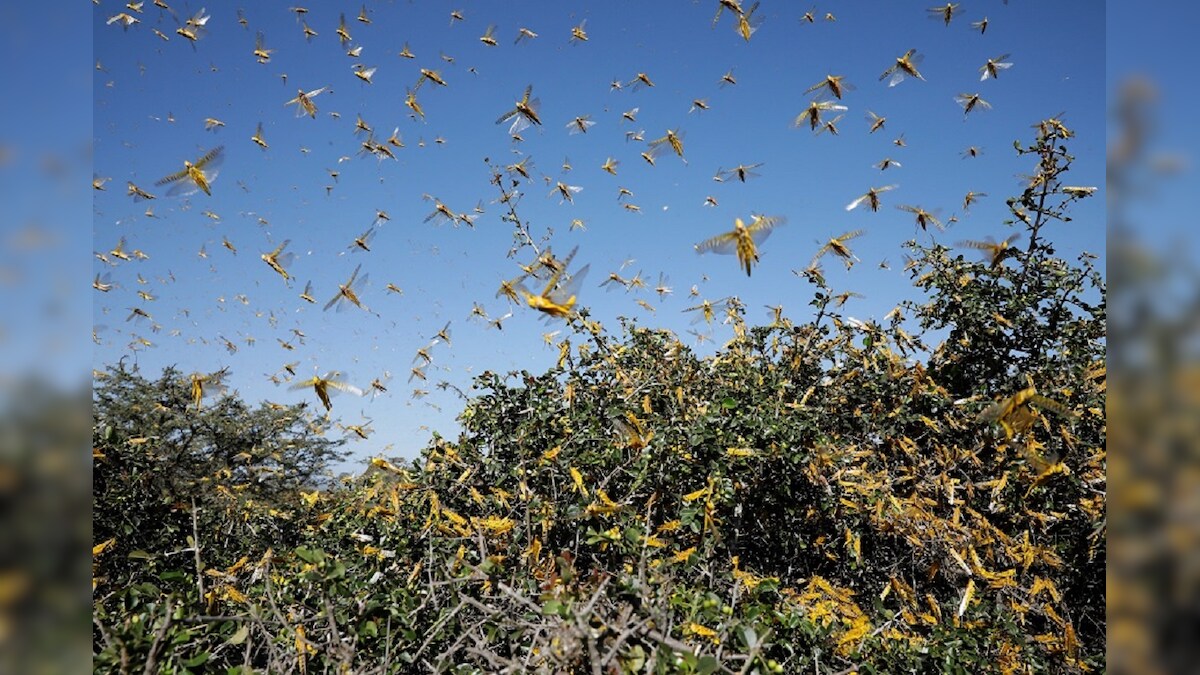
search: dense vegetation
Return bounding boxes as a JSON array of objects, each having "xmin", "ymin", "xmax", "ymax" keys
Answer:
[{"xmin": 94, "ymin": 119, "xmax": 1104, "ymax": 673}]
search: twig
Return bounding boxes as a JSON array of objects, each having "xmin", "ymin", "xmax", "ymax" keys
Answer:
[
  {"xmin": 92, "ymin": 614, "xmax": 118, "ymax": 658},
  {"xmin": 645, "ymin": 628, "xmax": 697, "ymax": 656},
  {"xmin": 179, "ymin": 614, "xmax": 251, "ymax": 623},
  {"xmin": 599, "ymin": 611, "xmax": 650, "ymax": 669},
  {"xmin": 486, "ymin": 160, "xmax": 541, "ymax": 259},
  {"xmin": 323, "ymin": 593, "xmax": 352, "ymax": 669},
  {"xmin": 142, "ymin": 597, "xmax": 175, "ymax": 675},
  {"xmin": 797, "ymin": 304, "xmax": 830, "ymax": 367},
  {"xmin": 240, "ymin": 609, "xmax": 255, "ymax": 673},
  {"xmin": 382, "ymin": 615, "xmax": 392, "ymax": 671},
  {"xmin": 586, "ymin": 629, "xmax": 603, "ymax": 675},
  {"xmin": 464, "ymin": 644, "xmax": 520, "ymax": 671},
  {"xmin": 191, "ymin": 498, "xmax": 204, "ymax": 601},
  {"xmin": 458, "ymin": 594, "xmax": 503, "ymax": 617},
  {"xmin": 734, "ymin": 626, "xmax": 771, "ymax": 675},
  {"xmin": 434, "ymin": 614, "xmax": 494, "ymax": 668},
  {"xmin": 496, "ymin": 580, "xmax": 550, "ymax": 615},
  {"xmin": 412, "ymin": 598, "xmax": 465, "ymax": 662}
]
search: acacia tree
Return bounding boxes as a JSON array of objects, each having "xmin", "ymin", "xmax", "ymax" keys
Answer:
[{"xmin": 92, "ymin": 363, "xmax": 345, "ymax": 625}]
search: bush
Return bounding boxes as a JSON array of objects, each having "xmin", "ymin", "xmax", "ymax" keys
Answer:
[{"xmin": 93, "ymin": 118, "xmax": 1104, "ymax": 673}]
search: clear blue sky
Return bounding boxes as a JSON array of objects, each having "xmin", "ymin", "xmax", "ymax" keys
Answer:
[{"xmin": 93, "ymin": 1, "xmax": 1105, "ymax": 471}]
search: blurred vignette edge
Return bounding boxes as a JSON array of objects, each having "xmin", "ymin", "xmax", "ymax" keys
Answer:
[
  {"xmin": 0, "ymin": 2, "xmax": 92, "ymax": 673},
  {"xmin": 1108, "ymin": 5, "xmax": 1200, "ymax": 672}
]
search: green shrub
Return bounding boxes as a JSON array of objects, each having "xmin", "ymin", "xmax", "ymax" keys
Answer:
[{"xmin": 94, "ymin": 118, "xmax": 1104, "ymax": 674}]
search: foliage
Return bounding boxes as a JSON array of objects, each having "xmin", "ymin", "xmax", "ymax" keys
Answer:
[
  {"xmin": 93, "ymin": 119, "xmax": 1104, "ymax": 673},
  {"xmin": 92, "ymin": 364, "xmax": 346, "ymax": 672}
]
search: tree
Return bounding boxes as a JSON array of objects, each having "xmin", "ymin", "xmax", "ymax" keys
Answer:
[{"xmin": 93, "ymin": 362, "xmax": 346, "ymax": 671}]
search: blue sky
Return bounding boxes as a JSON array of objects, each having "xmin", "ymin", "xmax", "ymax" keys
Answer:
[{"xmin": 93, "ymin": 1, "xmax": 1105, "ymax": 471}]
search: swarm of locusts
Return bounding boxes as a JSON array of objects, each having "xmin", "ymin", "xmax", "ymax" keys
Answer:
[{"xmin": 95, "ymin": 2, "xmax": 1093, "ymax": 438}]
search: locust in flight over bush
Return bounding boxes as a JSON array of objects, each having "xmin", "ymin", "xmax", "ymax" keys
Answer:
[
  {"xmin": 694, "ymin": 214, "xmax": 785, "ymax": 276},
  {"xmin": 519, "ymin": 246, "xmax": 590, "ymax": 320},
  {"xmin": 155, "ymin": 146, "xmax": 223, "ymax": 196}
]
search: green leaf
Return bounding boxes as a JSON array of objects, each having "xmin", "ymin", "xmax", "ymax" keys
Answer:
[
  {"xmin": 722, "ymin": 397, "xmax": 738, "ymax": 409},
  {"xmin": 295, "ymin": 546, "xmax": 324, "ymax": 564},
  {"xmin": 741, "ymin": 626, "xmax": 758, "ymax": 650},
  {"xmin": 227, "ymin": 624, "xmax": 250, "ymax": 645},
  {"xmin": 622, "ymin": 645, "xmax": 647, "ymax": 672},
  {"xmin": 326, "ymin": 560, "xmax": 346, "ymax": 580},
  {"xmin": 182, "ymin": 651, "xmax": 210, "ymax": 667}
]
